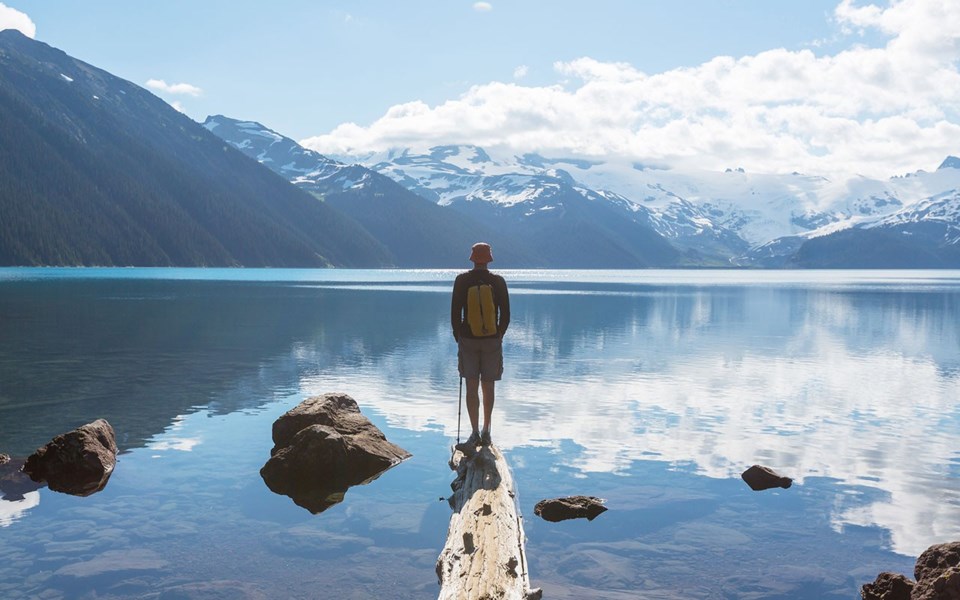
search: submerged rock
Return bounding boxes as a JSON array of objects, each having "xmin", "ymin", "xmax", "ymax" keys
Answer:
[
  {"xmin": 157, "ymin": 580, "xmax": 269, "ymax": 600},
  {"xmin": 741, "ymin": 464, "xmax": 793, "ymax": 491},
  {"xmin": 53, "ymin": 548, "xmax": 166, "ymax": 580},
  {"xmin": 534, "ymin": 496, "xmax": 607, "ymax": 522},
  {"xmin": 861, "ymin": 572, "xmax": 914, "ymax": 600},
  {"xmin": 862, "ymin": 541, "xmax": 960, "ymax": 600},
  {"xmin": 23, "ymin": 419, "xmax": 118, "ymax": 496},
  {"xmin": 260, "ymin": 393, "xmax": 411, "ymax": 513}
]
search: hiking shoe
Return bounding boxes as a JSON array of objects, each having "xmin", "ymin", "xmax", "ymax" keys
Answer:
[
  {"xmin": 455, "ymin": 431, "xmax": 480, "ymax": 453},
  {"xmin": 480, "ymin": 430, "xmax": 492, "ymax": 447}
]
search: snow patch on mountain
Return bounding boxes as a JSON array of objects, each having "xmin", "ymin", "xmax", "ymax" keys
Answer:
[
  {"xmin": 869, "ymin": 190, "xmax": 960, "ymax": 230},
  {"xmin": 348, "ymin": 145, "xmax": 960, "ymax": 258},
  {"xmin": 203, "ymin": 118, "xmax": 960, "ymax": 266},
  {"xmin": 469, "ymin": 175, "xmax": 560, "ymax": 207},
  {"xmin": 203, "ymin": 115, "xmax": 368, "ymax": 192}
]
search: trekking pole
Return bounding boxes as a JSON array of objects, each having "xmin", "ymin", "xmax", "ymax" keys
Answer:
[{"xmin": 456, "ymin": 376, "xmax": 463, "ymax": 444}]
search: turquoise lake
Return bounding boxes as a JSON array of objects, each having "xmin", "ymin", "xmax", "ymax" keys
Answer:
[{"xmin": 1, "ymin": 268, "xmax": 959, "ymax": 599}]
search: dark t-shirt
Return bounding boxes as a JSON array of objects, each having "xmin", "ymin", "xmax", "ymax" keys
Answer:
[{"xmin": 451, "ymin": 268, "xmax": 510, "ymax": 340}]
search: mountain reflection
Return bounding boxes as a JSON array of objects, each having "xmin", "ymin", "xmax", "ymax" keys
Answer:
[
  {"xmin": 1, "ymin": 271, "xmax": 958, "ymax": 557},
  {"xmin": 304, "ymin": 282, "xmax": 960, "ymax": 557},
  {"xmin": 0, "ymin": 278, "xmax": 450, "ymax": 454}
]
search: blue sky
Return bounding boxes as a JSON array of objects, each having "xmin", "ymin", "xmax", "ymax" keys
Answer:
[{"xmin": 2, "ymin": 1, "xmax": 957, "ymax": 176}]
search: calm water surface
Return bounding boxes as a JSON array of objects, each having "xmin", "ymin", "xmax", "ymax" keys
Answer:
[{"xmin": 1, "ymin": 268, "xmax": 959, "ymax": 599}]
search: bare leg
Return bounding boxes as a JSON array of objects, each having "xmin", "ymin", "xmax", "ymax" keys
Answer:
[
  {"xmin": 465, "ymin": 378, "xmax": 481, "ymax": 434},
  {"xmin": 480, "ymin": 380, "xmax": 495, "ymax": 433}
]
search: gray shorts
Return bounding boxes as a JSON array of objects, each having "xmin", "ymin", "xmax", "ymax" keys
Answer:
[{"xmin": 458, "ymin": 337, "xmax": 503, "ymax": 382}]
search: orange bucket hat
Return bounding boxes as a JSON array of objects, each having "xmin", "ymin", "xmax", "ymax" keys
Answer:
[{"xmin": 469, "ymin": 242, "xmax": 493, "ymax": 264}]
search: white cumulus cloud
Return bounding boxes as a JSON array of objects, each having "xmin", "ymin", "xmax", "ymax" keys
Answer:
[
  {"xmin": 0, "ymin": 3, "xmax": 35, "ymax": 38},
  {"xmin": 145, "ymin": 79, "xmax": 203, "ymax": 97},
  {"xmin": 513, "ymin": 65, "xmax": 529, "ymax": 80},
  {"xmin": 303, "ymin": 0, "xmax": 960, "ymax": 178},
  {"xmin": 473, "ymin": 2, "xmax": 492, "ymax": 12}
]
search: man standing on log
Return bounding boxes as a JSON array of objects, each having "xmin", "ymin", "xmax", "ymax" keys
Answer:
[{"xmin": 451, "ymin": 242, "xmax": 510, "ymax": 450}]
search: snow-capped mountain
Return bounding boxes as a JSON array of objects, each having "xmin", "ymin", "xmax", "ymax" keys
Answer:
[
  {"xmin": 351, "ymin": 146, "xmax": 746, "ymax": 264},
  {"xmin": 357, "ymin": 146, "xmax": 681, "ymax": 266},
  {"xmin": 203, "ymin": 115, "xmax": 374, "ymax": 194},
  {"xmin": 203, "ymin": 116, "xmax": 542, "ymax": 267},
  {"xmin": 208, "ymin": 113, "xmax": 960, "ymax": 267},
  {"xmin": 342, "ymin": 145, "xmax": 960, "ymax": 267},
  {"xmin": 790, "ymin": 186, "xmax": 960, "ymax": 268},
  {"xmin": 208, "ymin": 122, "xmax": 682, "ymax": 267},
  {"xmin": 873, "ymin": 188, "xmax": 960, "ymax": 232}
]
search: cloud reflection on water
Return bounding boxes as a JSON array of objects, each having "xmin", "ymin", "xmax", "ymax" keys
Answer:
[
  {"xmin": 0, "ymin": 491, "xmax": 39, "ymax": 528},
  {"xmin": 4, "ymin": 270, "xmax": 955, "ymax": 560},
  {"xmin": 304, "ymin": 283, "xmax": 960, "ymax": 557}
]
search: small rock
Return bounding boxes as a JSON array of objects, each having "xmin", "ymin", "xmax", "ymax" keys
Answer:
[
  {"xmin": 741, "ymin": 464, "xmax": 792, "ymax": 491},
  {"xmin": 23, "ymin": 419, "xmax": 118, "ymax": 496},
  {"xmin": 260, "ymin": 394, "xmax": 411, "ymax": 513},
  {"xmin": 534, "ymin": 496, "xmax": 607, "ymax": 522},
  {"xmin": 0, "ymin": 453, "xmax": 9, "ymax": 465},
  {"xmin": 861, "ymin": 571, "xmax": 914, "ymax": 600}
]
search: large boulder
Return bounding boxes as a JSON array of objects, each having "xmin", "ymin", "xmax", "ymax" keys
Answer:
[
  {"xmin": 23, "ymin": 419, "xmax": 118, "ymax": 496},
  {"xmin": 269, "ymin": 393, "xmax": 373, "ymax": 450},
  {"xmin": 534, "ymin": 496, "xmax": 607, "ymax": 522},
  {"xmin": 260, "ymin": 394, "xmax": 411, "ymax": 513},
  {"xmin": 914, "ymin": 543, "xmax": 960, "ymax": 600},
  {"xmin": 741, "ymin": 465, "xmax": 793, "ymax": 491},
  {"xmin": 861, "ymin": 572, "xmax": 914, "ymax": 600}
]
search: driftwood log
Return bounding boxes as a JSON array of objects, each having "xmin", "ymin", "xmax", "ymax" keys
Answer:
[{"xmin": 437, "ymin": 444, "xmax": 542, "ymax": 600}]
